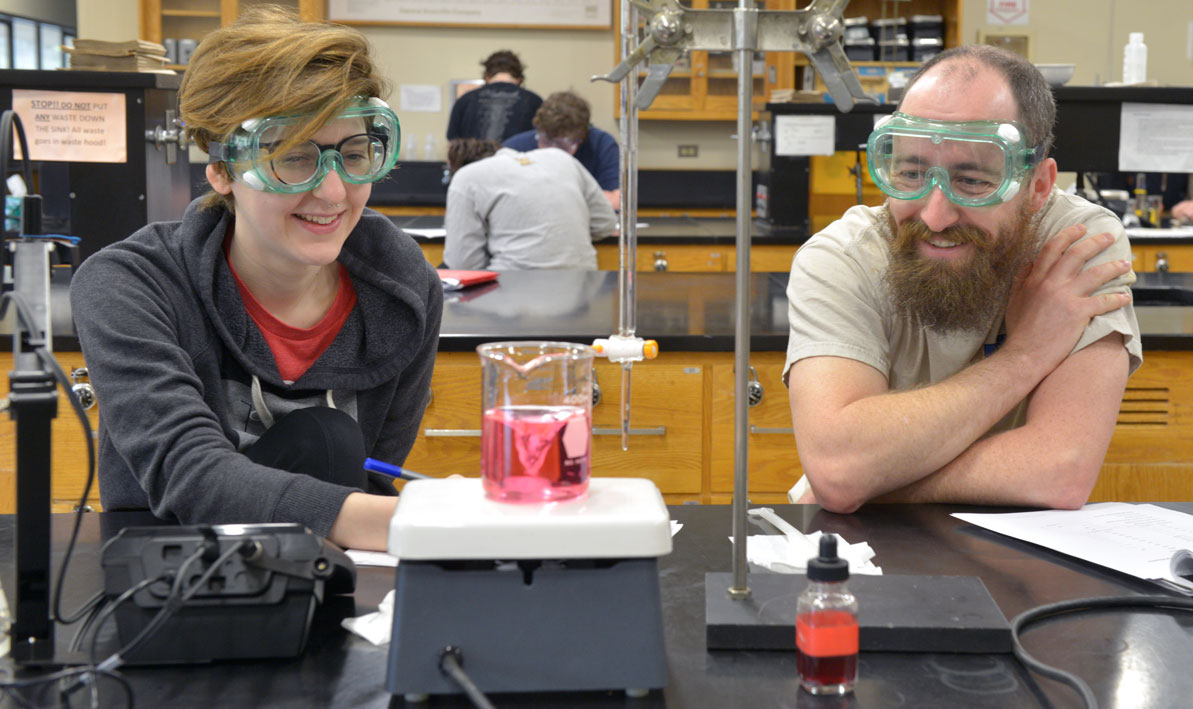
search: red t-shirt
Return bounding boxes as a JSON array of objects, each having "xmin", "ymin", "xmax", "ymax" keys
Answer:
[{"xmin": 230, "ymin": 261, "xmax": 357, "ymax": 383}]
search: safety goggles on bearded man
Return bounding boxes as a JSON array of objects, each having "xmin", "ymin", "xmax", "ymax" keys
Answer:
[
  {"xmin": 208, "ymin": 97, "xmax": 400, "ymax": 193},
  {"xmin": 866, "ymin": 112, "xmax": 1046, "ymax": 208}
]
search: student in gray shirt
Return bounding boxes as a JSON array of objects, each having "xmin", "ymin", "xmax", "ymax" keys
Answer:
[{"xmin": 443, "ymin": 138, "xmax": 617, "ymax": 271}]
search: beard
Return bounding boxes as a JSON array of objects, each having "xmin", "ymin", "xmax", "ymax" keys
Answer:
[{"xmin": 882, "ymin": 200, "xmax": 1039, "ymax": 334}]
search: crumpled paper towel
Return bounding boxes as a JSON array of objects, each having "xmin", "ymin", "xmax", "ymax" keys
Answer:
[
  {"xmin": 739, "ymin": 507, "xmax": 882, "ymax": 575},
  {"xmin": 342, "ymin": 589, "xmax": 395, "ymax": 645}
]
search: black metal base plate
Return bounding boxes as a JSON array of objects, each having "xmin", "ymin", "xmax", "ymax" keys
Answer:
[{"xmin": 705, "ymin": 571, "xmax": 1011, "ymax": 653}]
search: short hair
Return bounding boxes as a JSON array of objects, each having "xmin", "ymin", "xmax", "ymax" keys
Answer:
[
  {"xmin": 532, "ymin": 91, "xmax": 590, "ymax": 143},
  {"xmin": 447, "ymin": 138, "xmax": 500, "ymax": 174},
  {"xmin": 179, "ymin": 6, "xmax": 390, "ymax": 211},
  {"xmin": 899, "ymin": 44, "xmax": 1056, "ymax": 159},
  {"xmin": 482, "ymin": 50, "xmax": 525, "ymax": 82}
]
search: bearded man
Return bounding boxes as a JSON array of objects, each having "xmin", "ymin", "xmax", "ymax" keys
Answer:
[{"xmin": 783, "ymin": 44, "xmax": 1140, "ymax": 512}]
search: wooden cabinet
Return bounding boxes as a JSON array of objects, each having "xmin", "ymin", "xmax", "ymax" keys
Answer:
[
  {"xmin": 619, "ymin": 0, "xmax": 960, "ymax": 121},
  {"xmin": 421, "ymin": 241, "xmax": 796, "ymax": 273},
  {"xmin": 708, "ymin": 351, "xmax": 796, "ymax": 504},
  {"xmin": 0, "ymin": 352, "xmax": 100, "ymax": 513},
  {"xmin": 1093, "ymin": 351, "xmax": 1193, "ymax": 501},
  {"xmin": 594, "ymin": 242, "xmax": 797, "ymax": 272},
  {"xmin": 1130, "ymin": 244, "xmax": 1193, "ymax": 273},
  {"xmin": 616, "ymin": 0, "xmax": 797, "ymax": 121},
  {"xmin": 139, "ymin": 0, "xmax": 324, "ymax": 69},
  {"xmin": 8, "ymin": 345, "xmax": 1193, "ymax": 513}
]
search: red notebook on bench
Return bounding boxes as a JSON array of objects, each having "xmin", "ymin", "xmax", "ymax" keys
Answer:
[{"xmin": 437, "ymin": 269, "xmax": 498, "ymax": 291}]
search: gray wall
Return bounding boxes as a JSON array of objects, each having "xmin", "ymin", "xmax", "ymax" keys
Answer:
[{"xmin": 0, "ymin": 0, "xmax": 76, "ymax": 29}]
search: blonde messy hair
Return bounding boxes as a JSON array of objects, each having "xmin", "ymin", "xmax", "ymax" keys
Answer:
[{"xmin": 179, "ymin": 5, "xmax": 390, "ymax": 211}]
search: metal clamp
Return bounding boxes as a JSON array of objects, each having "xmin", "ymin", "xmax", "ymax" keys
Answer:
[
  {"xmin": 144, "ymin": 109, "xmax": 190, "ymax": 165},
  {"xmin": 592, "ymin": 0, "xmax": 875, "ymax": 111}
]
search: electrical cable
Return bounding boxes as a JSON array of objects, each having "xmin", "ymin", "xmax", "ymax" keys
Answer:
[
  {"xmin": 82, "ymin": 575, "xmax": 172, "ymax": 662},
  {"xmin": 1010, "ymin": 594, "xmax": 1193, "ymax": 709},
  {"xmin": 0, "ymin": 665, "xmax": 134, "ymax": 709},
  {"xmin": 439, "ymin": 646, "xmax": 497, "ymax": 709},
  {"xmin": 0, "ymin": 291, "xmax": 100, "ymax": 627},
  {"xmin": 94, "ymin": 540, "xmax": 249, "ymax": 673},
  {"xmin": 1082, "ymin": 172, "xmax": 1112, "ymax": 210}
]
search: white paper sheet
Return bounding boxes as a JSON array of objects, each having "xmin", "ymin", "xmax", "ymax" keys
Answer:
[
  {"xmin": 953, "ymin": 503, "xmax": 1193, "ymax": 593},
  {"xmin": 1118, "ymin": 103, "xmax": 1193, "ymax": 172},
  {"xmin": 774, "ymin": 115, "xmax": 835, "ymax": 157},
  {"xmin": 401, "ymin": 228, "xmax": 446, "ymax": 238}
]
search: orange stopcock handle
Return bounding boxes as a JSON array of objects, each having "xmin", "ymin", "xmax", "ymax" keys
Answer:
[{"xmin": 592, "ymin": 335, "xmax": 659, "ymax": 362}]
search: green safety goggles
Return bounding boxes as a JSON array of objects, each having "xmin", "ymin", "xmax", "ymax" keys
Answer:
[
  {"xmin": 867, "ymin": 112, "xmax": 1045, "ymax": 207},
  {"xmin": 209, "ymin": 97, "xmax": 400, "ymax": 194}
]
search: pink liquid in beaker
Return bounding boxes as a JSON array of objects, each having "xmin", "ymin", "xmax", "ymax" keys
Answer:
[{"xmin": 482, "ymin": 405, "xmax": 590, "ymax": 503}]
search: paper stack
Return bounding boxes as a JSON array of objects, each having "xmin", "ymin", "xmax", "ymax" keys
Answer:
[{"xmin": 64, "ymin": 39, "xmax": 172, "ymax": 73}]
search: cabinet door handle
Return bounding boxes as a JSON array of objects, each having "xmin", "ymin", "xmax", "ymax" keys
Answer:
[
  {"xmin": 749, "ymin": 426, "xmax": 793, "ymax": 435},
  {"xmin": 593, "ymin": 427, "xmax": 666, "ymax": 436}
]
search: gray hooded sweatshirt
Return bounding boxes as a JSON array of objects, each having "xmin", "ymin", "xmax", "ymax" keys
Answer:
[{"xmin": 70, "ymin": 199, "xmax": 442, "ymax": 537}]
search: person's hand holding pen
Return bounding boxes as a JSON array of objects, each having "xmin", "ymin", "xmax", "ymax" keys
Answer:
[{"xmin": 364, "ymin": 458, "xmax": 431, "ymax": 481}]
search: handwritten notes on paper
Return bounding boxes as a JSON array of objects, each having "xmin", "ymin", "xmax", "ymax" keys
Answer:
[{"xmin": 953, "ymin": 503, "xmax": 1193, "ymax": 594}]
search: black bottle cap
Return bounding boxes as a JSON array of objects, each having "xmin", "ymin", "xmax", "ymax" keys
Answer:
[{"xmin": 807, "ymin": 534, "xmax": 849, "ymax": 582}]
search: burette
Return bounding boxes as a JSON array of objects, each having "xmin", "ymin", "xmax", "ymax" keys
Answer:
[{"xmin": 589, "ymin": 0, "xmax": 658, "ymax": 452}]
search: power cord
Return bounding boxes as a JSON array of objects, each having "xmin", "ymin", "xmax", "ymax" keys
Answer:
[
  {"xmin": 1011, "ymin": 594, "xmax": 1193, "ymax": 709},
  {"xmin": 439, "ymin": 646, "xmax": 497, "ymax": 709},
  {"xmin": 0, "ymin": 291, "xmax": 100, "ymax": 629}
]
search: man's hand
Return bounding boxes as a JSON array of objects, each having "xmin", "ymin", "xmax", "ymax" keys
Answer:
[
  {"xmin": 1002, "ymin": 224, "xmax": 1131, "ymax": 379},
  {"xmin": 1173, "ymin": 199, "xmax": 1193, "ymax": 224}
]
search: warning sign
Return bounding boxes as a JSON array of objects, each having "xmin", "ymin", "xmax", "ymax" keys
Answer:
[
  {"xmin": 987, "ymin": 0, "xmax": 1029, "ymax": 26},
  {"xmin": 11, "ymin": 89, "xmax": 127, "ymax": 163}
]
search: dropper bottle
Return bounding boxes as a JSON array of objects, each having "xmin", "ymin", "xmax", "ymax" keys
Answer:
[{"xmin": 796, "ymin": 534, "xmax": 859, "ymax": 695}]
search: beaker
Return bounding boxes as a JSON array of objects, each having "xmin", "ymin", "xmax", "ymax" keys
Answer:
[{"xmin": 478, "ymin": 341, "xmax": 594, "ymax": 503}]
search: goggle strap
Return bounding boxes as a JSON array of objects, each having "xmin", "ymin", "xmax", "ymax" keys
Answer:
[{"xmin": 208, "ymin": 141, "xmax": 232, "ymax": 162}]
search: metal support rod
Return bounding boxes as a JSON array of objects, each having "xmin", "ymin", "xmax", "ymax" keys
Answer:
[
  {"xmin": 617, "ymin": 1, "xmax": 641, "ymax": 451},
  {"xmin": 729, "ymin": 1, "xmax": 757, "ymax": 600}
]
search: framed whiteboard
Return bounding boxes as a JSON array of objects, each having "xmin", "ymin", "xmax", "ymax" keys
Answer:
[{"xmin": 328, "ymin": 0, "xmax": 612, "ymax": 29}]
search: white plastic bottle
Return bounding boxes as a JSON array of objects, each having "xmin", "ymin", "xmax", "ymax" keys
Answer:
[
  {"xmin": 1123, "ymin": 32, "xmax": 1147, "ymax": 85},
  {"xmin": 403, "ymin": 133, "xmax": 417, "ymax": 161},
  {"xmin": 423, "ymin": 133, "xmax": 437, "ymax": 160}
]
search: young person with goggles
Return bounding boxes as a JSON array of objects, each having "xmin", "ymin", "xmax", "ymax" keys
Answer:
[
  {"xmin": 783, "ymin": 45, "xmax": 1139, "ymax": 513},
  {"xmin": 71, "ymin": 7, "xmax": 441, "ymax": 551}
]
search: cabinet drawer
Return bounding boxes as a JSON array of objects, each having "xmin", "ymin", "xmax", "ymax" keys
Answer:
[
  {"xmin": 0, "ymin": 352, "xmax": 101, "ymax": 513},
  {"xmin": 709, "ymin": 352, "xmax": 799, "ymax": 494}
]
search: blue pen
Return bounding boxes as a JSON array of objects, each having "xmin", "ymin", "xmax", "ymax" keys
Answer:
[{"xmin": 364, "ymin": 457, "xmax": 431, "ymax": 481}]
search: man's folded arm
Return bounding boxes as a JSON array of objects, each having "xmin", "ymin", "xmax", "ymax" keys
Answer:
[
  {"xmin": 788, "ymin": 338, "xmax": 1053, "ymax": 513},
  {"xmin": 879, "ymin": 332, "xmax": 1127, "ymax": 508}
]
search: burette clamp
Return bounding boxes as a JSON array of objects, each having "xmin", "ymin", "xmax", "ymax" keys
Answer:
[{"xmin": 592, "ymin": 335, "xmax": 659, "ymax": 363}]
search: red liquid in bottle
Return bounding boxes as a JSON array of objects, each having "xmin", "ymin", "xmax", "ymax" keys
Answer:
[
  {"xmin": 481, "ymin": 405, "xmax": 590, "ymax": 503},
  {"xmin": 796, "ymin": 609, "xmax": 858, "ymax": 694},
  {"xmin": 796, "ymin": 652, "xmax": 858, "ymax": 691}
]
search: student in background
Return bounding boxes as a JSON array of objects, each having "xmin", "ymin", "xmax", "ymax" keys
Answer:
[
  {"xmin": 70, "ymin": 7, "xmax": 441, "ymax": 552},
  {"xmin": 443, "ymin": 138, "xmax": 616, "ymax": 270},
  {"xmin": 446, "ymin": 50, "xmax": 543, "ymax": 143},
  {"xmin": 503, "ymin": 91, "xmax": 620, "ymax": 211}
]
